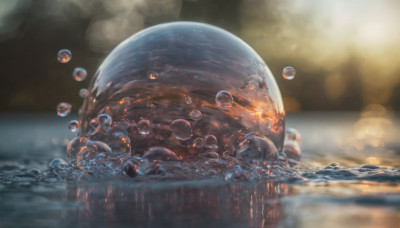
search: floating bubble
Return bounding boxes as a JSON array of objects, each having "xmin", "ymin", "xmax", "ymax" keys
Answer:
[
  {"xmin": 193, "ymin": 137, "xmax": 204, "ymax": 149},
  {"xmin": 73, "ymin": 67, "xmax": 87, "ymax": 81},
  {"xmin": 137, "ymin": 119, "xmax": 151, "ymax": 135},
  {"xmin": 170, "ymin": 119, "xmax": 192, "ymax": 140},
  {"xmin": 236, "ymin": 134, "xmax": 278, "ymax": 161},
  {"xmin": 79, "ymin": 22, "xmax": 286, "ymax": 158},
  {"xmin": 143, "ymin": 147, "xmax": 180, "ymax": 161},
  {"xmin": 282, "ymin": 66, "xmax": 296, "ymax": 80},
  {"xmin": 204, "ymin": 135, "xmax": 218, "ymax": 150},
  {"xmin": 57, "ymin": 49, "xmax": 71, "ymax": 63},
  {"xmin": 149, "ymin": 72, "xmax": 158, "ymax": 80},
  {"xmin": 66, "ymin": 137, "xmax": 88, "ymax": 162},
  {"xmin": 79, "ymin": 88, "xmax": 89, "ymax": 98},
  {"xmin": 215, "ymin": 90, "xmax": 233, "ymax": 110},
  {"xmin": 56, "ymin": 102, "xmax": 71, "ymax": 117},
  {"xmin": 285, "ymin": 128, "xmax": 302, "ymax": 145},
  {"xmin": 189, "ymin": 110, "xmax": 202, "ymax": 120},
  {"xmin": 68, "ymin": 120, "xmax": 80, "ymax": 132},
  {"xmin": 185, "ymin": 96, "xmax": 192, "ymax": 104}
]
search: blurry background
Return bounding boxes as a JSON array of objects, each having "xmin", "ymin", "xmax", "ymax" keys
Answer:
[{"xmin": 0, "ymin": 0, "xmax": 400, "ymax": 113}]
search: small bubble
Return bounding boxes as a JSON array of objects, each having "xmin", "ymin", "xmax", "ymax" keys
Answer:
[
  {"xmin": 56, "ymin": 102, "xmax": 71, "ymax": 117},
  {"xmin": 185, "ymin": 96, "xmax": 192, "ymax": 104},
  {"xmin": 49, "ymin": 158, "xmax": 69, "ymax": 169},
  {"xmin": 79, "ymin": 88, "xmax": 89, "ymax": 98},
  {"xmin": 97, "ymin": 114, "xmax": 112, "ymax": 130},
  {"xmin": 73, "ymin": 67, "xmax": 87, "ymax": 81},
  {"xmin": 193, "ymin": 137, "xmax": 204, "ymax": 149},
  {"xmin": 143, "ymin": 147, "xmax": 180, "ymax": 161},
  {"xmin": 282, "ymin": 66, "xmax": 296, "ymax": 80},
  {"xmin": 215, "ymin": 90, "xmax": 233, "ymax": 110},
  {"xmin": 68, "ymin": 120, "xmax": 80, "ymax": 132},
  {"xmin": 149, "ymin": 72, "xmax": 158, "ymax": 80},
  {"xmin": 57, "ymin": 49, "xmax": 71, "ymax": 63},
  {"xmin": 122, "ymin": 160, "xmax": 138, "ymax": 177},
  {"xmin": 170, "ymin": 119, "xmax": 193, "ymax": 140},
  {"xmin": 204, "ymin": 135, "xmax": 218, "ymax": 150},
  {"xmin": 109, "ymin": 131, "xmax": 131, "ymax": 155},
  {"xmin": 285, "ymin": 128, "xmax": 302, "ymax": 144},
  {"xmin": 189, "ymin": 110, "xmax": 202, "ymax": 120},
  {"xmin": 236, "ymin": 134, "xmax": 278, "ymax": 161},
  {"xmin": 137, "ymin": 119, "xmax": 151, "ymax": 135}
]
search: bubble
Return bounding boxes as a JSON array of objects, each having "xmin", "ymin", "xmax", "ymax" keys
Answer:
[
  {"xmin": 185, "ymin": 96, "xmax": 192, "ymax": 104},
  {"xmin": 170, "ymin": 119, "xmax": 192, "ymax": 140},
  {"xmin": 79, "ymin": 22, "xmax": 286, "ymax": 157},
  {"xmin": 122, "ymin": 160, "xmax": 138, "ymax": 177},
  {"xmin": 56, "ymin": 102, "xmax": 71, "ymax": 117},
  {"xmin": 137, "ymin": 119, "xmax": 151, "ymax": 135},
  {"xmin": 149, "ymin": 72, "xmax": 158, "ymax": 80},
  {"xmin": 97, "ymin": 114, "xmax": 112, "ymax": 130},
  {"xmin": 204, "ymin": 135, "xmax": 218, "ymax": 150},
  {"xmin": 236, "ymin": 134, "xmax": 278, "ymax": 161},
  {"xmin": 189, "ymin": 110, "xmax": 202, "ymax": 120},
  {"xmin": 49, "ymin": 158, "xmax": 69, "ymax": 169},
  {"xmin": 240, "ymin": 75, "xmax": 267, "ymax": 91},
  {"xmin": 68, "ymin": 120, "xmax": 80, "ymax": 132},
  {"xmin": 66, "ymin": 137, "xmax": 88, "ymax": 162},
  {"xmin": 192, "ymin": 137, "xmax": 204, "ymax": 149},
  {"xmin": 224, "ymin": 165, "xmax": 247, "ymax": 181},
  {"xmin": 109, "ymin": 131, "xmax": 131, "ymax": 155},
  {"xmin": 285, "ymin": 128, "xmax": 302, "ymax": 144},
  {"xmin": 215, "ymin": 90, "xmax": 233, "ymax": 110},
  {"xmin": 76, "ymin": 141, "xmax": 112, "ymax": 169},
  {"xmin": 143, "ymin": 147, "xmax": 180, "ymax": 161},
  {"xmin": 282, "ymin": 66, "xmax": 296, "ymax": 80},
  {"xmin": 283, "ymin": 141, "xmax": 301, "ymax": 161},
  {"xmin": 73, "ymin": 67, "xmax": 87, "ymax": 81},
  {"xmin": 79, "ymin": 88, "xmax": 89, "ymax": 98},
  {"xmin": 57, "ymin": 49, "xmax": 71, "ymax": 63}
]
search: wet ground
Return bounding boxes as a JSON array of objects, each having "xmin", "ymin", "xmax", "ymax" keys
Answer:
[{"xmin": 0, "ymin": 113, "xmax": 399, "ymax": 228}]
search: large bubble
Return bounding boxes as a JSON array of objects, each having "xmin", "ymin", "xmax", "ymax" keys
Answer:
[{"xmin": 79, "ymin": 22, "xmax": 285, "ymax": 160}]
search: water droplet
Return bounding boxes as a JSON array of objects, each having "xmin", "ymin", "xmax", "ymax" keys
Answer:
[
  {"xmin": 79, "ymin": 88, "xmax": 89, "ymax": 98},
  {"xmin": 66, "ymin": 137, "xmax": 88, "ymax": 162},
  {"xmin": 68, "ymin": 120, "xmax": 80, "ymax": 132},
  {"xmin": 185, "ymin": 96, "xmax": 192, "ymax": 104},
  {"xmin": 143, "ymin": 147, "xmax": 180, "ymax": 161},
  {"xmin": 204, "ymin": 135, "xmax": 218, "ymax": 150},
  {"xmin": 215, "ymin": 90, "xmax": 233, "ymax": 110},
  {"xmin": 56, "ymin": 102, "xmax": 71, "ymax": 117},
  {"xmin": 57, "ymin": 49, "xmax": 71, "ymax": 63},
  {"xmin": 193, "ymin": 137, "xmax": 204, "ymax": 149},
  {"xmin": 137, "ymin": 119, "xmax": 151, "ymax": 135},
  {"xmin": 189, "ymin": 110, "xmax": 202, "ymax": 120},
  {"xmin": 73, "ymin": 67, "xmax": 87, "ymax": 81},
  {"xmin": 149, "ymin": 72, "xmax": 158, "ymax": 80},
  {"xmin": 285, "ymin": 128, "xmax": 302, "ymax": 144},
  {"xmin": 282, "ymin": 66, "xmax": 296, "ymax": 80},
  {"xmin": 236, "ymin": 134, "xmax": 278, "ymax": 161},
  {"xmin": 170, "ymin": 119, "xmax": 192, "ymax": 140}
]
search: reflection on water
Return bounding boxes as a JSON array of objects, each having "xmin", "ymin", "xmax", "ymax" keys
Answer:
[{"xmin": 68, "ymin": 181, "xmax": 293, "ymax": 227}]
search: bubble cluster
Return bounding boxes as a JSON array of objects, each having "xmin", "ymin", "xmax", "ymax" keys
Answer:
[
  {"xmin": 57, "ymin": 49, "xmax": 72, "ymax": 63},
  {"xmin": 73, "ymin": 67, "xmax": 87, "ymax": 81},
  {"xmin": 282, "ymin": 66, "xmax": 296, "ymax": 80},
  {"xmin": 56, "ymin": 102, "xmax": 71, "ymax": 117}
]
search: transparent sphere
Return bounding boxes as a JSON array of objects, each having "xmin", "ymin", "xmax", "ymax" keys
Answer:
[
  {"xmin": 80, "ymin": 22, "xmax": 285, "ymax": 159},
  {"xmin": 282, "ymin": 66, "xmax": 296, "ymax": 80},
  {"xmin": 73, "ymin": 67, "xmax": 87, "ymax": 81},
  {"xmin": 57, "ymin": 102, "xmax": 71, "ymax": 117},
  {"xmin": 79, "ymin": 88, "xmax": 89, "ymax": 98},
  {"xmin": 68, "ymin": 120, "xmax": 80, "ymax": 132},
  {"xmin": 57, "ymin": 49, "xmax": 71, "ymax": 63}
]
